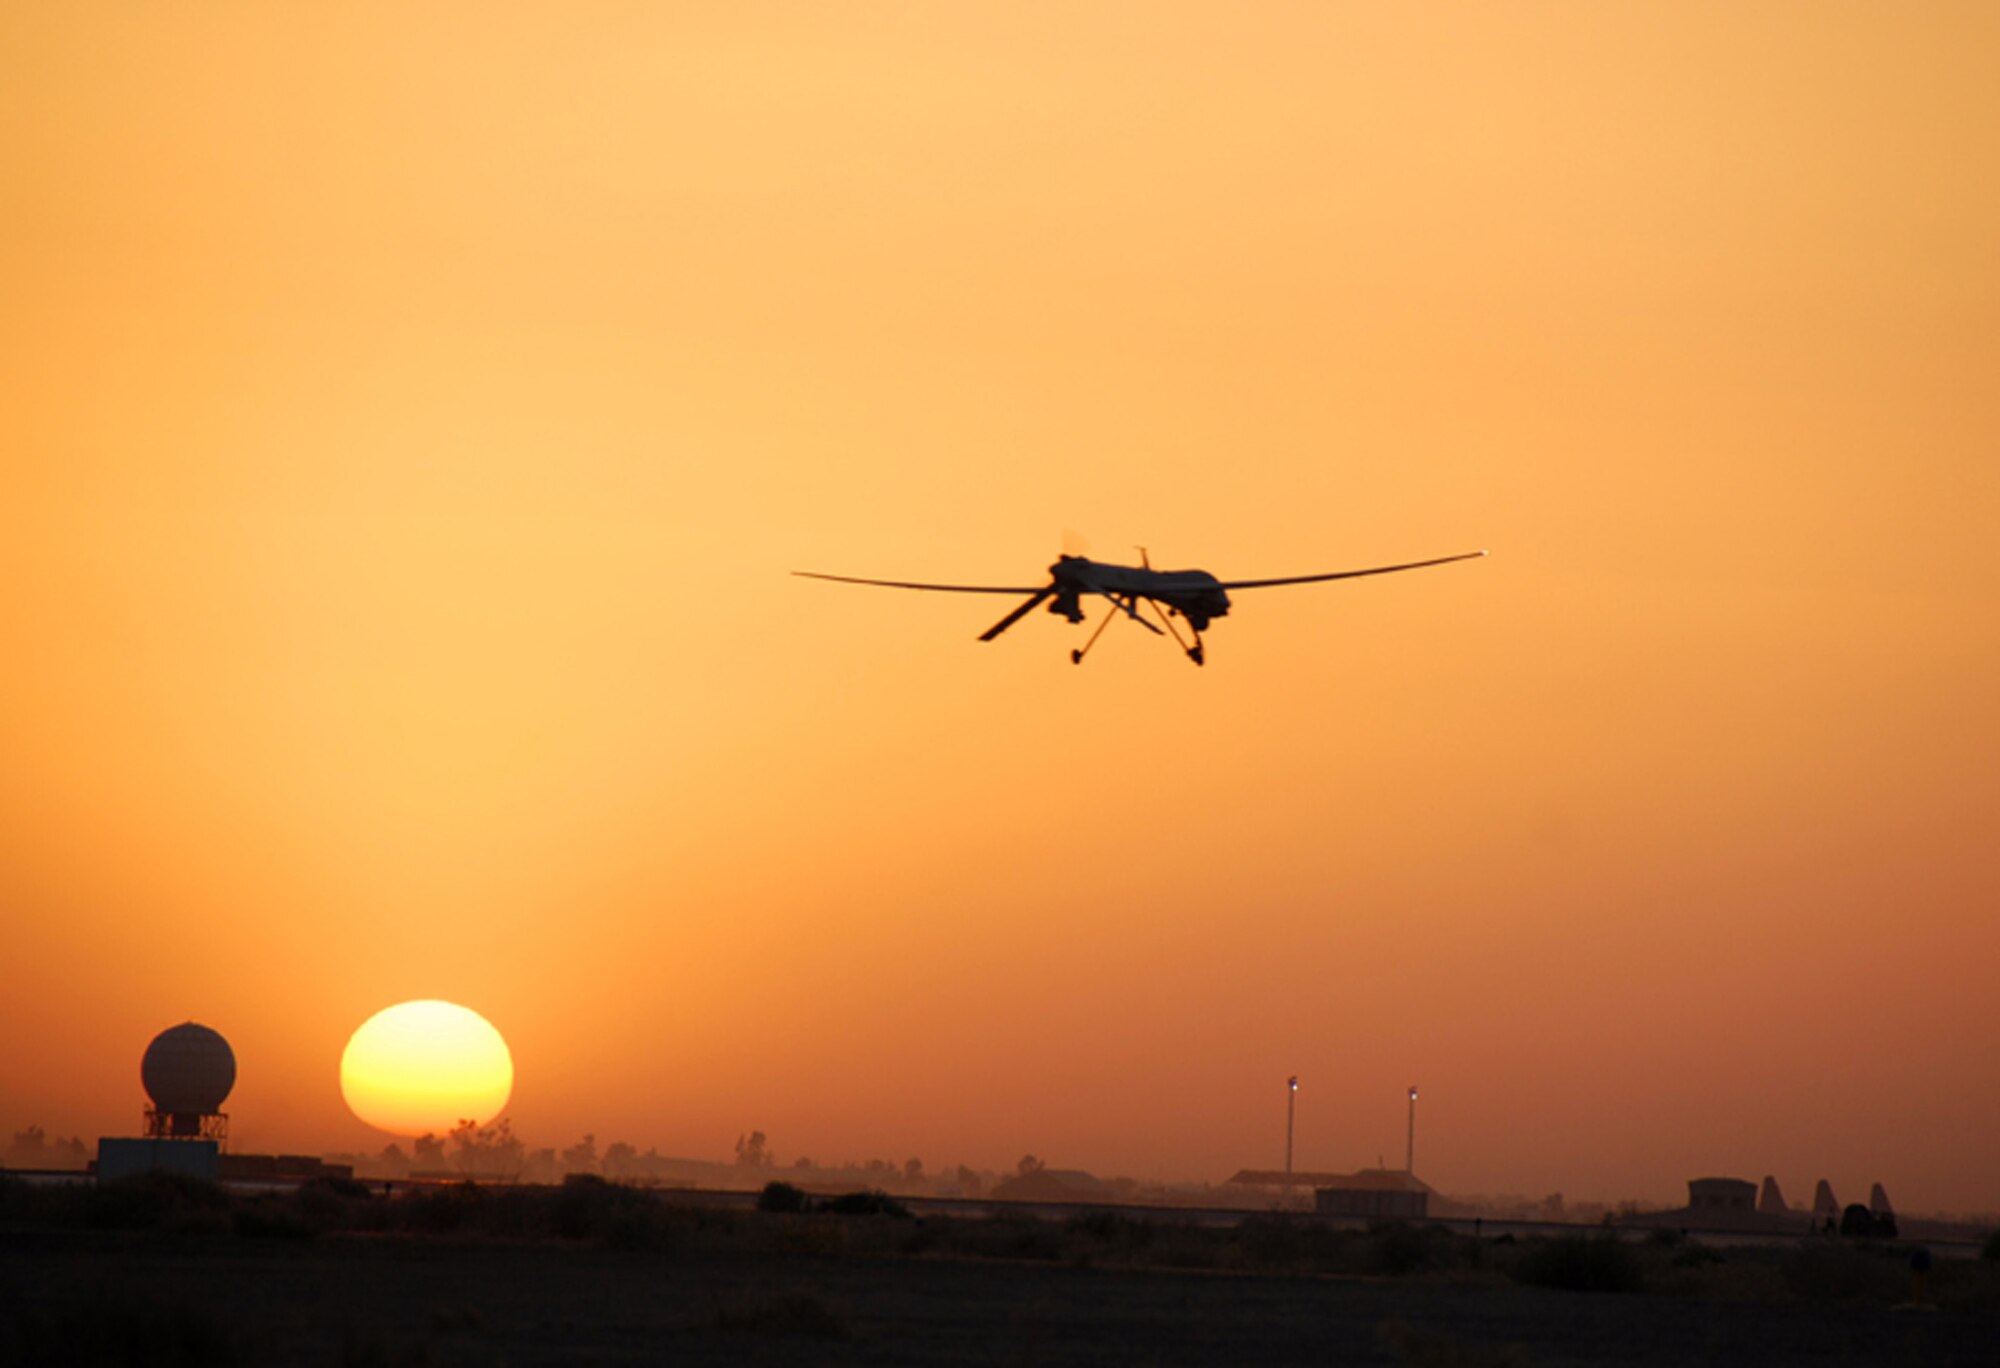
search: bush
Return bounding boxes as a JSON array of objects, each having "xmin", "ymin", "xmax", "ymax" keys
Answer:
[
  {"xmin": 86, "ymin": 1172, "xmax": 231, "ymax": 1232},
  {"xmin": 1068, "ymin": 1211, "xmax": 1156, "ymax": 1250},
  {"xmin": 551, "ymin": 1174, "xmax": 677, "ymax": 1249},
  {"xmin": 821, "ymin": 1190, "xmax": 912, "ymax": 1218},
  {"xmin": 1368, "ymin": 1223, "xmax": 1455, "ymax": 1277},
  {"xmin": 758, "ymin": 1180, "xmax": 811, "ymax": 1213},
  {"xmin": 231, "ymin": 1196, "xmax": 319, "ymax": 1240},
  {"xmin": 1510, "ymin": 1234, "xmax": 1643, "ymax": 1293},
  {"xmin": 1780, "ymin": 1244, "xmax": 1904, "ymax": 1303},
  {"xmin": 1984, "ymin": 1229, "xmax": 2000, "ymax": 1261},
  {"xmin": 395, "ymin": 1180, "xmax": 487, "ymax": 1235},
  {"xmin": 948, "ymin": 1218, "xmax": 1065, "ymax": 1262},
  {"xmin": 1840, "ymin": 1204, "xmax": 1896, "ymax": 1239}
]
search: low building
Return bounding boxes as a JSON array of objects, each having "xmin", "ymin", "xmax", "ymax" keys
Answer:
[
  {"xmin": 1686, "ymin": 1177, "xmax": 1756, "ymax": 1214},
  {"xmin": 1311, "ymin": 1168, "xmax": 1432, "ymax": 1221},
  {"xmin": 217, "ymin": 1153, "xmax": 354, "ymax": 1183},
  {"xmin": 990, "ymin": 1167, "xmax": 1111, "ymax": 1203},
  {"xmin": 97, "ymin": 1138, "xmax": 219, "ymax": 1182}
]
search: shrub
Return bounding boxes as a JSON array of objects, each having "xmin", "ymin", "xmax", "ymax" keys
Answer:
[
  {"xmin": 949, "ymin": 1218, "xmax": 1065, "ymax": 1262},
  {"xmin": 1068, "ymin": 1211, "xmax": 1156, "ymax": 1250},
  {"xmin": 821, "ymin": 1190, "xmax": 911, "ymax": 1218},
  {"xmin": 1670, "ymin": 1242, "xmax": 1724, "ymax": 1268},
  {"xmin": 86, "ymin": 1172, "xmax": 230, "ymax": 1232},
  {"xmin": 758, "ymin": 1180, "xmax": 811, "ymax": 1213},
  {"xmin": 550, "ymin": 1174, "xmax": 678, "ymax": 1249},
  {"xmin": 395, "ymin": 1180, "xmax": 486, "ymax": 1235},
  {"xmin": 1984, "ymin": 1228, "xmax": 2000, "ymax": 1261},
  {"xmin": 1237, "ymin": 1215, "xmax": 1312, "ymax": 1269},
  {"xmin": 1780, "ymin": 1244, "xmax": 1904, "ymax": 1303},
  {"xmin": 1840, "ymin": 1204, "xmax": 1896, "ymax": 1238},
  {"xmin": 231, "ymin": 1197, "xmax": 319, "ymax": 1240},
  {"xmin": 1509, "ymin": 1234, "xmax": 1643, "ymax": 1293},
  {"xmin": 1368, "ymin": 1223, "xmax": 1452, "ymax": 1277}
]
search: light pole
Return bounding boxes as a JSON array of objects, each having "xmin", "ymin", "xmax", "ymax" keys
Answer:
[
  {"xmin": 1285, "ymin": 1076, "xmax": 1298, "ymax": 1188},
  {"xmin": 1406, "ymin": 1085, "xmax": 1417, "ymax": 1174}
]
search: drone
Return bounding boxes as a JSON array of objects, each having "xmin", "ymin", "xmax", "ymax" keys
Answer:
[{"xmin": 795, "ymin": 547, "xmax": 1486, "ymax": 666}]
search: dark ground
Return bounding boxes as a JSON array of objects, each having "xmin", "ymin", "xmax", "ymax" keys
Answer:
[{"xmin": 6, "ymin": 1224, "xmax": 1999, "ymax": 1368}]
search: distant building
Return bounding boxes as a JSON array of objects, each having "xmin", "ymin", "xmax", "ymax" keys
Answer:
[
  {"xmin": 1686, "ymin": 1177, "xmax": 1756, "ymax": 1214},
  {"xmin": 216, "ymin": 1153, "xmax": 354, "ymax": 1183},
  {"xmin": 1625, "ymin": 1177, "xmax": 1815, "ymax": 1233},
  {"xmin": 990, "ymin": 1168, "xmax": 1111, "ymax": 1203},
  {"xmin": 1314, "ymin": 1169, "xmax": 1431, "ymax": 1221},
  {"xmin": 1227, "ymin": 1167, "xmax": 1436, "ymax": 1218},
  {"xmin": 1227, "ymin": 1168, "xmax": 1371, "ymax": 1193}
]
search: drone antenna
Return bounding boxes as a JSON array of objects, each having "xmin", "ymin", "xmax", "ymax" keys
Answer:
[{"xmin": 1135, "ymin": 545, "xmax": 1151, "ymax": 570}]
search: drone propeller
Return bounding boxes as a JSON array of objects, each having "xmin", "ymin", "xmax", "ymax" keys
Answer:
[{"xmin": 978, "ymin": 587, "xmax": 1053, "ymax": 642}]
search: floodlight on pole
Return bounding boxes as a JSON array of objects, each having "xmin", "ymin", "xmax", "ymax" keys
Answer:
[
  {"xmin": 1406, "ymin": 1085, "xmax": 1417, "ymax": 1174},
  {"xmin": 1285, "ymin": 1076, "xmax": 1298, "ymax": 1188}
]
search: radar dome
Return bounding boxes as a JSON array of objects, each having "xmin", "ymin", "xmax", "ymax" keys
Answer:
[{"xmin": 141, "ymin": 1022, "xmax": 236, "ymax": 1114}]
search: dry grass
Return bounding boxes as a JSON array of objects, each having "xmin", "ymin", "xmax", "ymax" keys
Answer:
[{"xmin": 7, "ymin": 1171, "xmax": 1996, "ymax": 1314}]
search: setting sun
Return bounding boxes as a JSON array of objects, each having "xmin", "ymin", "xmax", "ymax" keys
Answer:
[{"xmin": 339, "ymin": 1001, "xmax": 514, "ymax": 1138}]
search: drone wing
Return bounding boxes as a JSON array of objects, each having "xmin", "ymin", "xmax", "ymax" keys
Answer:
[
  {"xmin": 1212, "ymin": 550, "xmax": 1486, "ymax": 591},
  {"xmin": 792, "ymin": 571, "xmax": 1045, "ymax": 594}
]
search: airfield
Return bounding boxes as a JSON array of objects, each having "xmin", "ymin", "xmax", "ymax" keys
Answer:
[{"xmin": 7, "ymin": 1173, "xmax": 1998, "ymax": 1366}]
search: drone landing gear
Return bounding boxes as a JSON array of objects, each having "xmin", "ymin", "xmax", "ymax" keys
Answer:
[
  {"xmin": 1070, "ymin": 601, "xmax": 1123, "ymax": 665},
  {"xmin": 1069, "ymin": 598, "xmax": 1206, "ymax": 666},
  {"xmin": 1149, "ymin": 603, "xmax": 1206, "ymax": 666},
  {"xmin": 1070, "ymin": 594, "xmax": 1166, "ymax": 665}
]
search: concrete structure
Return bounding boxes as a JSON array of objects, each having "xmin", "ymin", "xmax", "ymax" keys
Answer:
[{"xmin": 98, "ymin": 1138, "xmax": 218, "ymax": 1182}]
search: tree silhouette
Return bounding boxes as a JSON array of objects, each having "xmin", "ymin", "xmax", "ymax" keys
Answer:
[
  {"xmin": 448, "ymin": 1118, "xmax": 524, "ymax": 1182},
  {"xmin": 4, "ymin": 1126, "xmax": 49, "ymax": 1168}
]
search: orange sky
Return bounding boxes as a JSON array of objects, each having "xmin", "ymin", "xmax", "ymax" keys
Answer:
[{"xmin": 3, "ymin": 3, "xmax": 1996, "ymax": 1213}]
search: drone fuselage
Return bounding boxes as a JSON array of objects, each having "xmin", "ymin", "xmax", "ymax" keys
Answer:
[{"xmin": 1048, "ymin": 555, "xmax": 1230, "ymax": 630}]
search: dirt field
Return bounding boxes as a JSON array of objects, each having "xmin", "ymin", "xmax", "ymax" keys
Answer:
[
  {"xmin": 5, "ymin": 1177, "xmax": 1998, "ymax": 1366},
  {"xmin": 7, "ymin": 1223, "xmax": 1999, "ymax": 1367}
]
